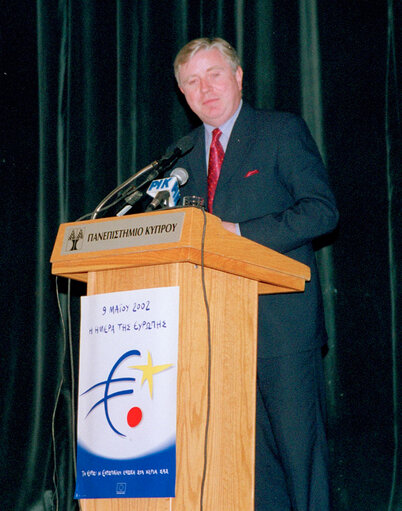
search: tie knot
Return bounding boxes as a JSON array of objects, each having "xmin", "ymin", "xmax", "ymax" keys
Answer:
[{"xmin": 212, "ymin": 128, "xmax": 222, "ymax": 142}]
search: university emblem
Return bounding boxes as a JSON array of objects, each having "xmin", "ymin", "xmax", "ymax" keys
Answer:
[{"xmin": 67, "ymin": 228, "xmax": 84, "ymax": 251}]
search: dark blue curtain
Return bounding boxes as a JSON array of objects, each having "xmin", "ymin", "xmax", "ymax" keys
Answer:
[{"xmin": 0, "ymin": 1, "xmax": 400, "ymax": 510}]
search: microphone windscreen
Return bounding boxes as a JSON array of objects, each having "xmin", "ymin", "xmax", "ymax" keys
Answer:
[
  {"xmin": 176, "ymin": 135, "xmax": 194, "ymax": 154},
  {"xmin": 170, "ymin": 167, "xmax": 189, "ymax": 185}
]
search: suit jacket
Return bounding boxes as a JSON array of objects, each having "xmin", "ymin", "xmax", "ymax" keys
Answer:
[{"xmin": 175, "ymin": 102, "xmax": 339, "ymax": 358}]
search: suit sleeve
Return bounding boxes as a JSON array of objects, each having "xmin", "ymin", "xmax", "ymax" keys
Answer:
[{"xmin": 238, "ymin": 115, "xmax": 338, "ymax": 254}]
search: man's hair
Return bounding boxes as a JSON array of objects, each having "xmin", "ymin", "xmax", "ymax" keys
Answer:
[{"xmin": 174, "ymin": 37, "xmax": 241, "ymax": 85}]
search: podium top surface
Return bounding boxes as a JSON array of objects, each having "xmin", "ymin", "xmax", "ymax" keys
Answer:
[{"xmin": 50, "ymin": 207, "xmax": 310, "ymax": 294}]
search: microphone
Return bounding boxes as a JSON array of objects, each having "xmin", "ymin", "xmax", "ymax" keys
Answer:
[
  {"xmin": 156, "ymin": 136, "xmax": 193, "ymax": 172},
  {"xmin": 120, "ymin": 136, "xmax": 193, "ymax": 195},
  {"xmin": 169, "ymin": 166, "xmax": 189, "ymax": 186},
  {"xmin": 116, "ymin": 189, "xmax": 145, "ymax": 217},
  {"xmin": 91, "ymin": 136, "xmax": 193, "ymax": 219},
  {"xmin": 145, "ymin": 167, "xmax": 189, "ymax": 211}
]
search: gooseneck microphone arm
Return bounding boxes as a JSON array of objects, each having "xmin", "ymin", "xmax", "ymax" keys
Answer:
[
  {"xmin": 90, "ymin": 135, "xmax": 193, "ymax": 220},
  {"xmin": 90, "ymin": 162, "xmax": 159, "ymax": 219}
]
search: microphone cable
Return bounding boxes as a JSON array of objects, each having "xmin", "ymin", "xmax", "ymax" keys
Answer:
[
  {"xmin": 199, "ymin": 207, "xmax": 212, "ymax": 511},
  {"xmin": 53, "ymin": 276, "xmax": 81, "ymax": 510}
]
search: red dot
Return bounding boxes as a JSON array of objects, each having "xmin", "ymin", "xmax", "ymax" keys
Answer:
[{"xmin": 127, "ymin": 407, "xmax": 143, "ymax": 428}]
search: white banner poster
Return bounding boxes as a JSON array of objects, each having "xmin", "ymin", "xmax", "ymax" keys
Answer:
[{"xmin": 74, "ymin": 286, "xmax": 179, "ymax": 499}]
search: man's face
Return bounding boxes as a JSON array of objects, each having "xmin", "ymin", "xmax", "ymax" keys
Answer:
[{"xmin": 178, "ymin": 48, "xmax": 243, "ymax": 127}]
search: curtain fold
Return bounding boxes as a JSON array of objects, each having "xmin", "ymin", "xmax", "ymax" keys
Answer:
[
  {"xmin": 385, "ymin": 0, "xmax": 401, "ymax": 507},
  {"xmin": 298, "ymin": 0, "xmax": 338, "ymax": 416}
]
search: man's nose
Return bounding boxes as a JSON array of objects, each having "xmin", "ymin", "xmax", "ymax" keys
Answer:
[{"xmin": 199, "ymin": 77, "xmax": 211, "ymax": 92}]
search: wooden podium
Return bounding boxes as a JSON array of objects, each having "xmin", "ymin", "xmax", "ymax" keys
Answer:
[{"xmin": 51, "ymin": 207, "xmax": 310, "ymax": 511}]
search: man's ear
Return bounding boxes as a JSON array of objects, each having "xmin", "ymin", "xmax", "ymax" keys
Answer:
[{"xmin": 236, "ymin": 66, "xmax": 243, "ymax": 91}]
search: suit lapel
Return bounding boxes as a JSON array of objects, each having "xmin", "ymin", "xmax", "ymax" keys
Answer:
[
  {"xmin": 185, "ymin": 126, "xmax": 208, "ymax": 197},
  {"xmin": 182, "ymin": 104, "xmax": 259, "ymax": 207},
  {"xmin": 218, "ymin": 103, "xmax": 256, "ymax": 186}
]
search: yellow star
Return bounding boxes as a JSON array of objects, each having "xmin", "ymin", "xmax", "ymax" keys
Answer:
[{"xmin": 128, "ymin": 351, "xmax": 173, "ymax": 398}]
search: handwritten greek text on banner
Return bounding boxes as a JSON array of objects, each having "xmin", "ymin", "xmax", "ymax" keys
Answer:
[{"xmin": 75, "ymin": 286, "xmax": 179, "ymax": 499}]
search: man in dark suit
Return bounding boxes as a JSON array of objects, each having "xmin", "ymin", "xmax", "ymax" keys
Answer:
[{"xmin": 173, "ymin": 37, "xmax": 339, "ymax": 510}]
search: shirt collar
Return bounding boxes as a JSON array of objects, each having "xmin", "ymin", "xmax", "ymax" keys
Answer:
[{"xmin": 204, "ymin": 100, "xmax": 243, "ymax": 152}]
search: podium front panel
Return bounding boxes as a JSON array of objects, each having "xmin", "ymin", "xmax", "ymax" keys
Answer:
[{"xmin": 80, "ymin": 262, "xmax": 258, "ymax": 511}]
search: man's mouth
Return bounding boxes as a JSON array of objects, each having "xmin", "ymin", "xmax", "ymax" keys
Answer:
[{"xmin": 202, "ymin": 97, "xmax": 219, "ymax": 106}]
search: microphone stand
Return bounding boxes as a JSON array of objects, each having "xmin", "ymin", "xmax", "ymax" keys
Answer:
[
  {"xmin": 90, "ymin": 162, "xmax": 160, "ymax": 219},
  {"xmin": 90, "ymin": 135, "xmax": 193, "ymax": 220}
]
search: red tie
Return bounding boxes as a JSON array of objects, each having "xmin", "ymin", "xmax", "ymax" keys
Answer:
[{"xmin": 207, "ymin": 128, "xmax": 224, "ymax": 213}]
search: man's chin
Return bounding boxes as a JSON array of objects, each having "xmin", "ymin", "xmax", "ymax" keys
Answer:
[{"xmin": 199, "ymin": 110, "xmax": 225, "ymax": 126}]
